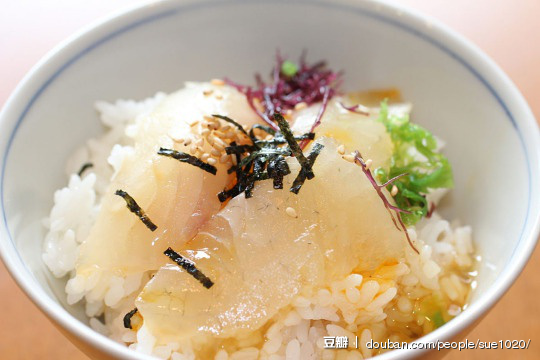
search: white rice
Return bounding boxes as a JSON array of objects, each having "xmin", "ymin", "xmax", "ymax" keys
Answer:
[{"xmin": 42, "ymin": 94, "xmax": 475, "ymax": 359}]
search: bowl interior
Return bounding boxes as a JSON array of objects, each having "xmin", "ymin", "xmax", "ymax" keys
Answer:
[{"xmin": 1, "ymin": 0, "xmax": 538, "ymax": 357}]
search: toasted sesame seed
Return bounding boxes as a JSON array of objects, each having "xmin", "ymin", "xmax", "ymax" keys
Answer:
[
  {"xmin": 201, "ymin": 153, "xmax": 210, "ymax": 161},
  {"xmin": 342, "ymin": 154, "xmax": 355, "ymax": 162},
  {"xmin": 225, "ymin": 131, "xmax": 235, "ymax": 139},
  {"xmin": 285, "ymin": 207, "xmax": 298, "ymax": 218},
  {"xmin": 212, "ymin": 140, "xmax": 225, "ymax": 151},
  {"xmin": 220, "ymin": 154, "xmax": 229, "ymax": 163},
  {"xmin": 211, "ymin": 78, "xmax": 225, "ymax": 86},
  {"xmin": 207, "ymin": 136, "xmax": 215, "ymax": 146},
  {"xmin": 215, "ymin": 94, "xmax": 223, "ymax": 100},
  {"xmin": 337, "ymin": 144, "xmax": 345, "ymax": 155},
  {"xmin": 201, "ymin": 129, "xmax": 211, "ymax": 136},
  {"xmin": 231, "ymin": 155, "xmax": 237, "ymax": 166},
  {"xmin": 265, "ymin": 134, "xmax": 273, "ymax": 140},
  {"xmin": 195, "ymin": 138, "xmax": 204, "ymax": 147},
  {"xmin": 171, "ymin": 136, "xmax": 184, "ymax": 143},
  {"xmin": 365, "ymin": 159, "xmax": 373, "ymax": 169},
  {"xmin": 294, "ymin": 102, "xmax": 308, "ymax": 110},
  {"xmin": 221, "ymin": 124, "xmax": 231, "ymax": 131},
  {"xmin": 391, "ymin": 185, "xmax": 399, "ymax": 197},
  {"xmin": 203, "ymin": 89, "xmax": 213, "ymax": 96},
  {"xmin": 207, "ymin": 158, "xmax": 217, "ymax": 165},
  {"xmin": 210, "ymin": 149, "xmax": 221, "ymax": 157}
]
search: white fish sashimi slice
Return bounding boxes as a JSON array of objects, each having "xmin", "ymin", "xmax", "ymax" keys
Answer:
[
  {"xmin": 76, "ymin": 83, "xmax": 259, "ymax": 277},
  {"xmin": 137, "ymin": 138, "xmax": 406, "ymax": 343}
]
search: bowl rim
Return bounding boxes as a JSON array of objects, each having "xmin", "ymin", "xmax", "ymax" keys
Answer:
[{"xmin": 0, "ymin": 0, "xmax": 538, "ymax": 359}]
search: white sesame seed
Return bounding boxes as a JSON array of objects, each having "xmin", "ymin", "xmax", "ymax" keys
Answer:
[
  {"xmin": 201, "ymin": 153, "xmax": 210, "ymax": 161},
  {"xmin": 365, "ymin": 159, "xmax": 373, "ymax": 169},
  {"xmin": 391, "ymin": 185, "xmax": 399, "ymax": 197},
  {"xmin": 203, "ymin": 89, "xmax": 213, "ymax": 96},
  {"xmin": 342, "ymin": 154, "xmax": 355, "ymax": 163},
  {"xmin": 337, "ymin": 144, "xmax": 345, "ymax": 155},
  {"xmin": 215, "ymin": 94, "xmax": 223, "ymax": 100},
  {"xmin": 211, "ymin": 78, "xmax": 225, "ymax": 86},
  {"xmin": 187, "ymin": 119, "xmax": 199, "ymax": 127},
  {"xmin": 285, "ymin": 207, "xmax": 298, "ymax": 218},
  {"xmin": 210, "ymin": 149, "xmax": 221, "ymax": 157},
  {"xmin": 183, "ymin": 138, "xmax": 192, "ymax": 146},
  {"xmin": 207, "ymin": 136, "xmax": 215, "ymax": 146},
  {"xmin": 201, "ymin": 129, "xmax": 210, "ymax": 136},
  {"xmin": 195, "ymin": 138, "xmax": 204, "ymax": 147},
  {"xmin": 207, "ymin": 158, "xmax": 217, "ymax": 165},
  {"xmin": 265, "ymin": 134, "xmax": 273, "ymax": 140},
  {"xmin": 189, "ymin": 145, "xmax": 197, "ymax": 155},
  {"xmin": 294, "ymin": 102, "xmax": 308, "ymax": 110},
  {"xmin": 221, "ymin": 125, "xmax": 231, "ymax": 131},
  {"xmin": 212, "ymin": 138, "xmax": 226, "ymax": 151},
  {"xmin": 220, "ymin": 154, "xmax": 229, "ymax": 163},
  {"xmin": 231, "ymin": 155, "xmax": 237, "ymax": 166}
]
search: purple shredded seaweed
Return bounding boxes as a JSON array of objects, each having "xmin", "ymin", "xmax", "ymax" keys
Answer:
[{"xmin": 353, "ymin": 151, "xmax": 419, "ymax": 254}]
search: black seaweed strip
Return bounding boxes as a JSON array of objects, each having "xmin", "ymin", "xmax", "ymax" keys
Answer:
[
  {"xmin": 164, "ymin": 248, "xmax": 214, "ymax": 289},
  {"xmin": 290, "ymin": 143, "xmax": 324, "ymax": 194},
  {"xmin": 115, "ymin": 190, "xmax": 158, "ymax": 231},
  {"xmin": 157, "ymin": 148, "xmax": 217, "ymax": 175},
  {"xmin": 77, "ymin": 162, "xmax": 94, "ymax": 177},
  {"xmin": 123, "ymin": 308, "xmax": 138, "ymax": 329}
]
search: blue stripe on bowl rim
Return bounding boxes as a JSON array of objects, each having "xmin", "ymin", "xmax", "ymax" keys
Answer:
[{"xmin": 0, "ymin": 0, "xmax": 534, "ymax": 356}]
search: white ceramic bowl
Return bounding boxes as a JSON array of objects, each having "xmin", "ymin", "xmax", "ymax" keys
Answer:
[{"xmin": 1, "ymin": 0, "xmax": 539, "ymax": 359}]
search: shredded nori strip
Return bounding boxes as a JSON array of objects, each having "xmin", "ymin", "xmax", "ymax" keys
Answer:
[
  {"xmin": 115, "ymin": 190, "xmax": 157, "ymax": 231},
  {"xmin": 77, "ymin": 162, "xmax": 93, "ymax": 177},
  {"xmin": 123, "ymin": 308, "xmax": 138, "ymax": 329},
  {"xmin": 212, "ymin": 114, "xmax": 249, "ymax": 137},
  {"xmin": 157, "ymin": 148, "xmax": 217, "ymax": 175},
  {"xmin": 216, "ymin": 113, "xmax": 323, "ymax": 203},
  {"xmin": 164, "ymin": 247, "xmax": 214, "ymax": 289},
  {"xmin": 273, "ymin": 113, "xmax": 314, "ymax": 179},
  {"xmin": 225, "ymin": 144, "xmax": 255, "ymax": 155},
  {"xmin": 290, "ymin": 143, "xmax": 324, "ymax": 194}
]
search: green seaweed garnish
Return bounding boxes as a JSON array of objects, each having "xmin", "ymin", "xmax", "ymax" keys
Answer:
[
  {"xmin": 123, "ymin": 308, "xmax": 138, "ymax": 329},
  {"xmin": 281, "ymin": 60, "xmax": 298, "ymax": 77},
  {"xmin": 431, "ymin": 310, "xmax": 446, "ymax": 328},
  {"xmin": 157, "ymin": 148, "xmax": 217, "ymax": 175},
  {"xmin": 164, "ymin": 247, "xmax": 214, "ymax": 289},
  {"xmin": 374, "ymin": 100, "xmax": 453, "ymax": 225},
  {"xmin": 115, "ymin": 190, "xmax": 157, "ymax": 231}
]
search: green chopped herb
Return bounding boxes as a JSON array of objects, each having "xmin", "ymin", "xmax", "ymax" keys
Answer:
[
  {"xmin": 77, "ymin": 162, "xmax": 93, "ymax": 177},
  {"xmin": 157, "ymin": 148, "xmax": 217, "ymax": 175},
  {"xmin": 431, "ymin": 310, "xmax": 446, "ymax": 328},
  {"xmin": 164, "ymin": 247, "xmax": 214, "ymax": 289},
  {"xmin": 115, "ymin": 190, "xmax": 157, "ymax": 231},
  {"xmin": 374, "ymin": 100, "xmax": 453, "ymax": 225},
  {"xmin": 123, "ymin": 308, "xmax": 138, "ymax": 329},
  {"xmin": 280, "ymin": 60, "xmax": 299, "ymax": 77}
]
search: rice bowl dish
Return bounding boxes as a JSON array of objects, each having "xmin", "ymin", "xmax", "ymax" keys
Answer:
[{"xmin": 42, "ymin": 57, "xmax": 477, "ymax": 360}]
